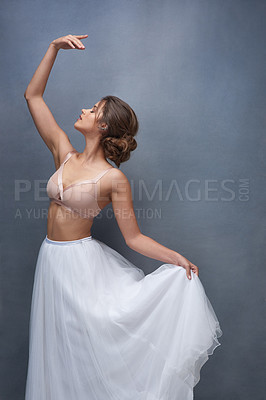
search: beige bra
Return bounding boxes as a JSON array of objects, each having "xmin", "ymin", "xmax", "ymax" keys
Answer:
[{"xmin": 46, "ymin": 150, "xmax": 113, "ymax": 219}]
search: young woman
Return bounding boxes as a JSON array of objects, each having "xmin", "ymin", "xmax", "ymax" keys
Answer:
[{"xmin": 24, "ymin": 34, "xmax": 222, "ymax": 400}]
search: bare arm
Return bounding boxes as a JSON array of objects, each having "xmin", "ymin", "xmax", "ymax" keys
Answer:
[
  {"xmin": 110, "ymin": 169, "xmax": 199, "ymax": 280},
  {"xmin": 24, "ymin": 34, "xmax": 88, "ymax": 167},
  {"xmin": 24, "ymin": 43, "xmax": 59, "ymax": 98}
]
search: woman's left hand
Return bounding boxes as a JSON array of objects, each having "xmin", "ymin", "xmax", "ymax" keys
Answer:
[{"xmin": 175, "ymin": 253, "xmax": 199, "ymax": 280}]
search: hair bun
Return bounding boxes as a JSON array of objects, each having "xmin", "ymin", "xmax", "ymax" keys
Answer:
[
  {"xmin": 101, "ymin": 136, "xmax": 137, "ymax": 167},
  {"xmin": 97, "ymin": 96, "xmax": 139, "ymax": 167}
]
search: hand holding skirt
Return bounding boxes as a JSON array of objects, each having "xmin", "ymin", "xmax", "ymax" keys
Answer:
[{"xmin": 25, "ymin": 235, "xmax": 222, "ymax": 400}]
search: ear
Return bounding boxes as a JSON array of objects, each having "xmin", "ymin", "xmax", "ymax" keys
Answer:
[{"xmin": 98, "ymin": 123, "xmax": 108, "ymax": 131}]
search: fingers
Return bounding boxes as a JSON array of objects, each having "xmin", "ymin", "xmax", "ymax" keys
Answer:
[
  {"xmin": 74, "ymin": 34, "xmax": 88, "ymax": 38},
  {"xmin": 67, "ymin": 40, "xmax": 75, "ymax": 49},
  {"xmin": 176, "ymin": 255, "xmax": 199, "ymax": 280},
  {"xmin": 192, "ymin": 264, "xmax": 199, "ymax": 276},
  {"xmin": 185, "ymin": 263, "xmax": 199, "ymax": 280},
  {"xmin": 67, "ymin": 34, "xmax": 87, "ymax": 50},
  {"xmin": 190, "ymin": 263, "xmax": 199, "ymax": 277}
]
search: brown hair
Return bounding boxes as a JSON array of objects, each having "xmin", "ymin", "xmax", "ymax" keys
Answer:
[{"xmin": 96, "ymin": 95, "xmax": 138, "ymax": 168}]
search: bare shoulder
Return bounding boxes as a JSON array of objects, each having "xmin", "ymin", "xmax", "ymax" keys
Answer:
[
  {"xmin": 107, "ymin": 168, "xmax": 131, "ymax": 195},
  {"xmin": 108, "ymin": 167, "xmax": 129, "ymax": 182}
]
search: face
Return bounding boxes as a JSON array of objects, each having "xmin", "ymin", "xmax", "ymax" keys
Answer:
[{"xmin": 74, "ymin": 100, "xmax": 106, "ymax": 135}]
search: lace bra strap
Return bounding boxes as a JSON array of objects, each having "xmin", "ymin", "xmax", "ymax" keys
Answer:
[
  {"xmin": 61, "ymin": 150, "xmax": 77, "ymax": 165},
  {"xmin": 93, "ymin": 167, "xmax": 113, "ymax": 183}
]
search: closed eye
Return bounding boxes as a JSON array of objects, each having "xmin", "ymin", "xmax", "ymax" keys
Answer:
[{"xmin": 90, "ymin": 105, "xmax": 97, "ymax": 113}]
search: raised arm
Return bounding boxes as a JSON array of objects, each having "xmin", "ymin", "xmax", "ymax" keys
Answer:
[
  {"xmin": 24, "ymin": 34, "xmax": 88, "ymax": 167},
  {"xmin": 110, "ymin": 169, "xmax": 199, "ymax": 280}
]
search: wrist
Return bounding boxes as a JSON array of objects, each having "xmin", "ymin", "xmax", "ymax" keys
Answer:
[
  {"xmin": 168, "ymin": 251, "xmax": 182, "ymax": 266},
  {"xmin": 50, "ymin": 42, "xmax": 59, "ymax": 51}
]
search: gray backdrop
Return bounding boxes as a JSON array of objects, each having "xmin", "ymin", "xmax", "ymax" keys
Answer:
[{"xmin": 1, "ymin": 0, "xmax": 265, "ymax": 399}]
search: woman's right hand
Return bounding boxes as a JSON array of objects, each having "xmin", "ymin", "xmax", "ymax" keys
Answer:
[{"xmin": 51, "ymin": 34, "xmax": 88, "ymax": 51}]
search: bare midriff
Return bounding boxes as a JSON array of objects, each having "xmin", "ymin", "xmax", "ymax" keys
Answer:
[{"xmin": 46, "ymin": 202, "xmax": 93, "ymax": 241}]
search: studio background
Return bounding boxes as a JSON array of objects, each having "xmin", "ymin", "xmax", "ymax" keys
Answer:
[{"xmin": 0, "ymin": 0, "xmax": 265, "ymax": 399}]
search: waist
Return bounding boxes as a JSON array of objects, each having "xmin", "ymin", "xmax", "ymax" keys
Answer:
[
  {"xmin": 47, "ymin": 202, "xmax": 94, "ymax": 243},
  {"xmin": 45, "ymin": 234, "xmax": 93, "ymax": 245}
]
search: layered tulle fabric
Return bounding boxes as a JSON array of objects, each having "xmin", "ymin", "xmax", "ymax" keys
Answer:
[{"xmin": 25, "ymin": 235, "xmax": 222, "ymax": 400}]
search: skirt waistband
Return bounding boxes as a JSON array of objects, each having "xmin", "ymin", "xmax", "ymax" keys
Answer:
[{"xmin": 45, "ymin": 235, "xmax": 93, "ymax": 246}]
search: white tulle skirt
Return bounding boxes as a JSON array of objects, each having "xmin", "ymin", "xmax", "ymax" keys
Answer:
[{"xmin": 25, "ymin": 234, "xmax": 222, "ymax": 400}]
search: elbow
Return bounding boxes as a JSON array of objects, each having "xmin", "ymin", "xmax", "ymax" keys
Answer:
[
  {"xmin": 126, "ymin": 239, "xmax": 132, "ymax": 249},
  {"xmin": 126, "ymin": 233, "xmax": 143, "ymax": 249},
  {"xmin": 24, "ymin": 90, "xmax": 41, "ymax": 101},
  {"xmin": 24, "ymin": 91, "xmax": 30, "ymax": 101}
]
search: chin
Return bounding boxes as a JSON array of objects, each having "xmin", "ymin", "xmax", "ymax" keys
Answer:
[{"xmin": 74, "ymin": 125, "xmax": 86, "ymax": 136}]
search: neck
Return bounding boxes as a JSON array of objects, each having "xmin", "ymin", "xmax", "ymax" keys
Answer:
[{"xmin": 78, "ymin": 135, "xmax": 106, "ymax": 166}]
